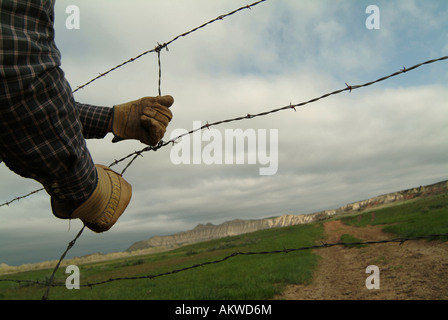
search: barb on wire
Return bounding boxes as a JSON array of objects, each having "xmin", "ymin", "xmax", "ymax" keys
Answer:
[
  {"xmin": 2, "ymin": 232, "xmax": 447, "ymax": 290},
  {"xmin": 72, "ymin": 0, "xmax": 266, "ymax": 94}
]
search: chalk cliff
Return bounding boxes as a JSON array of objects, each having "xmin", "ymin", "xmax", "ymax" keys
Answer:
[
  {"xmin": 127, "ymin": 180, "xmax": 448, "ymax": 252},
  {"xmin": 127, "ymin": 212, "xmax": 333, "ymax": 251}
]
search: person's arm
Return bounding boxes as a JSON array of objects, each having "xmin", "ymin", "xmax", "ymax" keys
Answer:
[
  {"xmin": 75, "ymin": 95, "xmax": 174, "ymax": 145},
  {"xmin": 76, "ymin": 102, "xmax": 113, "ymax": 139}
]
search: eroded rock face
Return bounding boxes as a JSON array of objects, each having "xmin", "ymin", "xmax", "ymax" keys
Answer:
[
  {"xmin": 127, "ymin": 180, "xmax": 448, "ymax": 252},
  {"xmin": 127, "ymin": 213, "xmax": 332, "ymax": 251},
  {"xmin": 339, "ymin": 180, "xmax": 448, "ymax": 213}
]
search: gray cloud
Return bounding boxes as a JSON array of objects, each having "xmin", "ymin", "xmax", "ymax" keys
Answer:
[{"xmin": 1, "ymin": 0, "xmax": 447, "ymax": 266}]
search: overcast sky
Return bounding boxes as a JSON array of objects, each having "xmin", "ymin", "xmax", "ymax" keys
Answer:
[{"xmin": 1, "ymin": 0, "xmax": 447, "ymax": 266}]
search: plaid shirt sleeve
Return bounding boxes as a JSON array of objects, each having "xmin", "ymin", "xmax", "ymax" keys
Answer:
[
  {"xmin": 76, "ymin": 102, "xmax": 112, "ymax": 139},
  {"xmin": 0, "ymin": 0, "xmax": 111, "ymax": 202}
]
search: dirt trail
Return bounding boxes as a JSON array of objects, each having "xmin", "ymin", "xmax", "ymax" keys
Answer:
[{"xmin": 277, "ymin": 218, "xmax": 448, "ymax": 300}]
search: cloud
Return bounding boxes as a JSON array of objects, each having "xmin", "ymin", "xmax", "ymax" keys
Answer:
[
  {"xmin": 106, "ymin": 77, "xmax": 448, "ymax": 232},
  {"xmin": 1, "ymin": 0, "xmax": 447, "ymax": 266}
]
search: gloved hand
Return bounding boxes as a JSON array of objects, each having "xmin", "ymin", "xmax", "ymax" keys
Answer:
[
  {"xmin": 112, "ymin": 95, "xmax": 174, "ymax": 146},
  {"xmin": 51, "ymin": 165, "xmax": 132, "ymax": 233}
]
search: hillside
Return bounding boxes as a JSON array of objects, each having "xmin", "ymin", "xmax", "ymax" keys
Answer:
[
  {"xmin": 1, "ymin": 187, "xmax": 447, "ymax": 300},
  {"xmin": 278, "ymin": 218, "xmax": 448, "ymax": 300},
  {"xmin": 1, "ymin": 180, "xmax": 446, "ymax": 276},
  {"xmin": 127, "ymin": 180, "xmax": 448, "ymax": 252}
]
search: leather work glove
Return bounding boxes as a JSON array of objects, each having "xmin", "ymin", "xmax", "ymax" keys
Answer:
[
  {"xmin": 111, "ymin": 95, "xmax": 174, "ymax": 146},
  {"xmin": 51, "ymin": 165, "xmax": 132, "ymax": 233}
]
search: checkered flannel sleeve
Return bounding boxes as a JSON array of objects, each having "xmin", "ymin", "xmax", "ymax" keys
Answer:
[{"xmin": 0, "ymin": 0, "xmax": 111, "ymax": 202}]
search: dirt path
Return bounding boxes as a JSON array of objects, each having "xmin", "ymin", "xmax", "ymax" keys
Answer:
[{"xmin": 277, "ymin": 218, "xmax": 448, "ymax": 300}]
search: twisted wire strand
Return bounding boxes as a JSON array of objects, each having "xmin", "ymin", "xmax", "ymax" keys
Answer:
[
  {"xmin": 2, "ymin": 55, "xmax": 447, "ymax": 205},
  {"xmin": 71, "ymin": 0, "xmax": 266, "ymax": 94},
  {"xmin": 110, "ymin": 55, "xmax": 448, "ymax": 175}
]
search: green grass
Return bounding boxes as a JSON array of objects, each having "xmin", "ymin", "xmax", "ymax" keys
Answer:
[
  {"xmin": 0, "ymin": 223, "xmax": 324, "ymax": 300},
  {"xmin": 340, "ymin": 193, "xmax": 448, "ymax": 240},
  {"xmin": 1, "ymin": 192, "xmax": 447, "ymax": 300}
]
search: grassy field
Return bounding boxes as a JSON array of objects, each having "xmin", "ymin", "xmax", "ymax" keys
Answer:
[
  {"xmin": 0, "ymin": 222, "xmax": 324, "ymax": 300},
  {"xmin": 340, "ymin": 193, "xmax": 448, "ymax": 240},
  {"xmin": 0, "ymin": 192, "xmax": 447, "ymax": 300}
]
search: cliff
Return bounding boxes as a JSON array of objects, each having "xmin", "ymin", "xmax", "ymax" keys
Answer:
[
  {"xmin": 127, "ymin": 180, "xmax": 448, "ymax": 252},
  {"xmin": 338, "ymin": 180, "xmax": 448, "ymax": 213},
  {"xmin": 127, "ymin": 212, "xmax": 333, "ymax": 251}
]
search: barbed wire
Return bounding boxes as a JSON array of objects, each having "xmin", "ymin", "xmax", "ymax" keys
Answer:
[
  {"xmin": 0, "ymin": 0, "xmax": 268, "ymax": 300},
  {"xmin": 0, "ymin": 188, "xmax": 45, "ymax": 208},
  {"xmin": 0, "ymin": 0, "xmax": 447, "ymax": 301},
  {"xmin": 36, "ymin": 51, "xmax": 448, "ymax": 298},
  {"xmin": 1, "ymin": 55, "xmax": 447, "ymax": 205},
  {"xmin": 109, "ymin": 55, "xmax": 448, "ymax": 175},
  {"xmin": 0, "ymin": 0, "xmax": 266, "ymax": 207},
  {"xmin": 71, "ymin": 0, "xmax": 266, "ymax": 94},
  {"xmin": 1, "ymin": 232, "xmax": 447, "ymax": 292},
  {"xmin": 41, "ymin": 225, "xmax": 86, "ymax": 300}
]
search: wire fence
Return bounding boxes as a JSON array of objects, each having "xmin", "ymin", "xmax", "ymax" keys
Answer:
[
  {"xmin": 0, "ymin": 0, "xmax": 266, "ymax": 208},
  {"xmin": 72, "ymin": 0, "xmax": 266, "ymax": 94},
  {"xmin": 1, "ymin": 232, "xmax": 447, "ymax": 297},
  {"xmin": 1, "ymin": 0, "xmax": 447, "ymax": 300},
  {"xmin": 2, "ymin": 54, "xmax": 447, "ymax": 206},
  {"xmin": 109, "ymin": 55, "xmax": 448, "ymax": 176},
  {"xmin": 0, "ymin": 188, "xmax": 45, "ymax": 208}
]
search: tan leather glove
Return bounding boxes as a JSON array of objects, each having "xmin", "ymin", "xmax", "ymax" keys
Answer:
[
  {"xmin": 51, "ymin": 165, "xmax": 132, "ymax": 233},
  {"xmin": 112, "ymin": 95, "xmax": 174, "ymax": 146}
]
